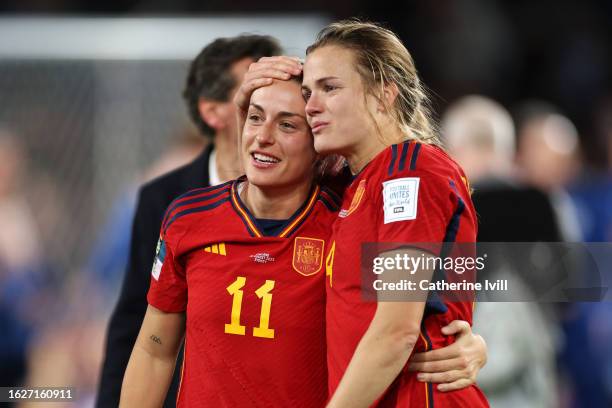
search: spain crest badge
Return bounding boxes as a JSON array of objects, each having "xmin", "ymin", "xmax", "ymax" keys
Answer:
[{"xmin": 292, "ymin": 237, "xmax": 324, "ymax": 276}]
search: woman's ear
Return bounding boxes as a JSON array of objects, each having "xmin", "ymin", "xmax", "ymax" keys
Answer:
[
  {"xmin": 198, "ymin": 99, "xmax": 225, "ymax": 131},
  {"xmin": 377, "ymin": 82, "xmax": 399, "ymax": 113}
]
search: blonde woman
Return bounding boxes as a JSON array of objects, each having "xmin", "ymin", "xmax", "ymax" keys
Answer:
[{"xmin": 244, "ymin": 20, "xmax": 489, "ymax": 407}]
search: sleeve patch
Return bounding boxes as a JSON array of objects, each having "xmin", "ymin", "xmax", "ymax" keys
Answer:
[
  {"xmin": 382, "ymin": 177, "xmax": 420, "ymax": 224},
  {"xmin": 151, "ymin": 238, "xmax": 167, "ymax": 281}
]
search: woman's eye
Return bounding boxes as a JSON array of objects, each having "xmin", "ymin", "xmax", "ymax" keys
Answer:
[
  {"xmin": 302, "ymin": 90, "xmax": 311, "ymax": 101},
  {"xmin": 280, "ymin": 122, "xmax": 296, "ymax": 130},
  {"xmin": 248, "ymin": 114, "xmax": 262, "ymax": 122},
  {"xmin": 324, "ymin": 85, "xmax": 337, "ymax": 92}
]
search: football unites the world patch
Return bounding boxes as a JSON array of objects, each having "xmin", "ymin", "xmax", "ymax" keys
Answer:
[
  {"xmin": 292, "ymin": 237, "xmax": 324, "ymax": 276},
  {"xmin": 382, "ymin": 177, "xmax": 420, "ymax": 224},
  {"xmin": 151, "ymin": 237, "xmax": 167, "ymax": 281}
]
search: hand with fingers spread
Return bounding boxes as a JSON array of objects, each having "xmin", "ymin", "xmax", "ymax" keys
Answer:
[{"xmin": 408, "ymin": 320, "xmax": 487, "ymax": 392}]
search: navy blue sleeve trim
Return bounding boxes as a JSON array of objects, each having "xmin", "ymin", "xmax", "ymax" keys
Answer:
[
  {"xmin": 387, "ymin": 144, "xmax": 398, "ymax": 176},
  {"xmin": 398, "ymin": 141, "xmax": 411, "ymax": 172},
  {"xmin": 409, "ymin": 142, "xmax": 422, "ymax": 171},
  {"xmin": 320, "ymin": 186, "xmax": 342, "ymax": 207},
  {"xmin": 319, "ymin": 195, "xmax": 339, "ymax": 212},
  {"xmin": 163, "ymin": 197, "xmax": 230, "ymax": 235}
]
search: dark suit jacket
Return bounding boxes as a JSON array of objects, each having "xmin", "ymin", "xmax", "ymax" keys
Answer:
[
  {"xmin": 96, "ymin": 144, "xmax": 213, "ymax": 408},
  {"xmin": 471, "ymin": 177, "xmax": 563, "ymax": 293},
  {"xmin": 472, "ymin": 177, "xmax": 562, "ymax": 243}
]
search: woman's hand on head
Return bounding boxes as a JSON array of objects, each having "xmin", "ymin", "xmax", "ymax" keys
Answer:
[{"xmin": 234, "ymin": 56, "xmax": 303, "ymax": 114}]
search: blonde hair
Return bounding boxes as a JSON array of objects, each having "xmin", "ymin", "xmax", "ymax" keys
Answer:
[{"xmin": 306, "ymin": 19, "xmax": 441, "ymax": 146}]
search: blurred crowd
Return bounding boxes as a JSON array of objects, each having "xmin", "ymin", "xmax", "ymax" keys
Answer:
[
  {"xmin": 0, "ymin": 127, "xmax": 205, "ymax": 407},
  {"xmin": 441, "ymin": 95, "xmax": 612, "ymax": 408}
]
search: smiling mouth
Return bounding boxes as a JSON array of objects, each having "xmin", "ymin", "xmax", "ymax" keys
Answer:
[{"xmin": 251, "ymin": 152, "xmax": 281, "ymax": 167}]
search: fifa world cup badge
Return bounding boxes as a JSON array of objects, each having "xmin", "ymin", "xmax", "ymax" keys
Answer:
[{"xmin": 151, "ymin": 237, "xmax": 166, "ymax": 280}]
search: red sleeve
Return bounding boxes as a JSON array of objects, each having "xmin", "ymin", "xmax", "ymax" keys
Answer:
[
  {"xmin": 375, "ymin": 168, "xmax": 455, "ymax": 246},
  {"xmin": 146, "ymin": 229, "xmax": 187, "ymax": 313}
]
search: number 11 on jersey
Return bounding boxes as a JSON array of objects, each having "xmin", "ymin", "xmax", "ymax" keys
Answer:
[{"xmin": 225, "ymin": 277, "xmax": 275, "ymax": 339}]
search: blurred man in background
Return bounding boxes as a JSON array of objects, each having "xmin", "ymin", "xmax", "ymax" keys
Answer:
[
  {"xmin": 442, "ymin": 95, "xmax": 563, "ymax": 408},
  {"xmin": 515, "ymin": 104, "xmax": 583, "ymax": 241},
  {"xmin": 96, "ymin": 35, "xmax": 282, "ymax": 408}
]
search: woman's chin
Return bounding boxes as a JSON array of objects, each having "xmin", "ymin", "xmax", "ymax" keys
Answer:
[{"xmin": 313, "ymin": 140, "xmax": 337, "ymax": 156}]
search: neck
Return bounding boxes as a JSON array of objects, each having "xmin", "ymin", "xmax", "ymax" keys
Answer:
[
  {"xmin": 346, "ymin": 124, "xmax": 405, "ymax": 174},
  {"xmin": 242, "ymin": 177, "xmax": 314, "ymax": 219},
  {"xmin": 213, "ymin": 131, "xmax": 242, "ymax": 182}
]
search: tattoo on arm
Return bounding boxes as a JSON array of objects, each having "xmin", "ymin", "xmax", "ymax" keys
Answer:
[{"xmin": 150, "ymin": 334, "xmax": 162, "ymax": 345}]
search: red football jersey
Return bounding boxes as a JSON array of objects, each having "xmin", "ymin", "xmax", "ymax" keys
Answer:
[
  {"xmin": 147, "ymin": 177, "xmax": 341, "ymax": 407},
  {"xmin": 325, "ymin": 141, "xmax": 489, "ymax": 407}
]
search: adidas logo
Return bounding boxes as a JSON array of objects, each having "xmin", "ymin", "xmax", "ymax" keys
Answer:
[{"xmin": 204, "ymin": 243, "xmax": 227, "ymax": 256}]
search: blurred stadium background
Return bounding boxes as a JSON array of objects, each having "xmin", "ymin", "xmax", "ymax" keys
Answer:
[{"xmin": 0, "ymin": 1, "xmax": 610, "ymax": 407}]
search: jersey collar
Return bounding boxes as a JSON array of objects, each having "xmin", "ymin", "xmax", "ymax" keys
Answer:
[{"xmin": 230, "ymin": 176, "xmax": 320, "ymax": 238}]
